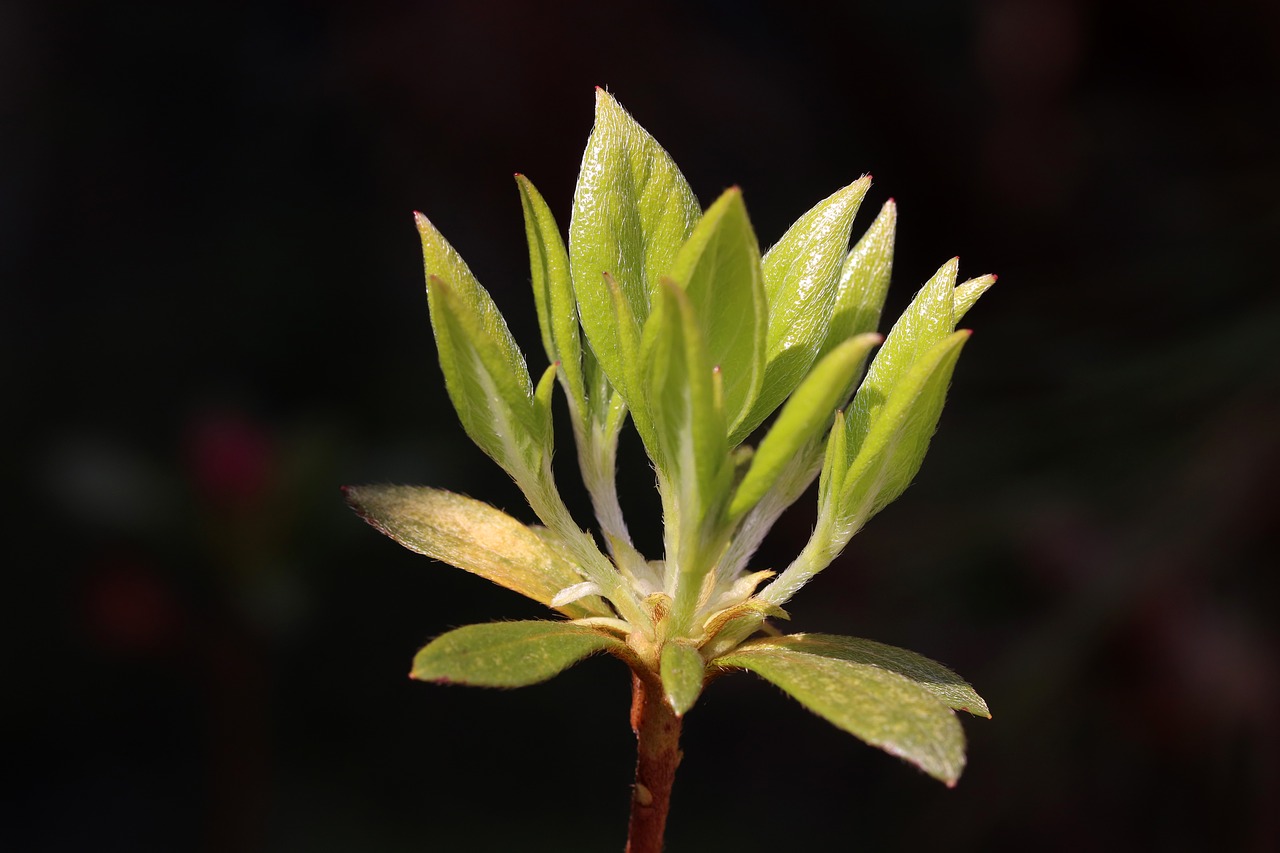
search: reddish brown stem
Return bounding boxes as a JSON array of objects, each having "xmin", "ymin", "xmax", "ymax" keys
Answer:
[{"xmin": 625, "ymin": 671, "xmax": 683, "ymax": 853}]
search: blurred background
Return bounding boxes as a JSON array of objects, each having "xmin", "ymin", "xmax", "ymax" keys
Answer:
[{"xmin": 5, "ymin": 0, "xmax": 1278, "ymax": 850}]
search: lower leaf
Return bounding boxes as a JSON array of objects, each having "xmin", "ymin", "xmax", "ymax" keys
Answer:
[
  {"xmin": 714, "ymin": 635, "xmax": 975, "ymax": 785},
  {"xmin": 412, "ymin": 621, "xmax": 625, "ymax": 688}
]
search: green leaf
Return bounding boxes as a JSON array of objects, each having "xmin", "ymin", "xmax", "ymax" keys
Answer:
[
  {"xmin": 416, "ymin": 214, "xmax": 546, "ymax": 475},
  {"xmin": 738, "ymin": 633, "xmax": 990, "ymax": 718},
  {"xmin": 714, "ymin": 635, "xmax": 970, "ymax": 785},
  {"xmin": 954, "ymin": 273, "xmax": 996, "ymax": 322},
  {"xmin": 517, "ymin": 174, "xmax": 584, "ymax": 408},
  {"xmin": 343, "ymin": 485, "xmax": 605, "ymax": 618},
  {"xmin": 839, "ymin": 330, "xmax": 971, "ymax": 527},
  {"xmin": 412, "ymin": 621, "xmax": 624, "ymax": 687},
  {"xmin": 820, "ymin": 199, "xmax": 897, "ymax": 359},
  {"xmin": 640, "ymin": 279, "xmax": 731, "ymax": 509},
  {"xmin": 847, "ymin": 257, "xmax": 958, "ymax": 436},
  {"xmin": 660, "ymin": 640, "xmax": 706, "ymax": 716},
  {"xmin": 738, "ymin": 177, "xmax": 871, "ymax": 440},
  {"xmin": 728, "ymin": 333, "xmax": 881, "ymax": 522},
  {"xmin": 817, "ymin": 409, "xmax": 849, "ymax": 511},
  {"xmin": 569, "ymin": 89, "xmax": 701, "ymax": 397},
  {"xmin": 668, "ymin": 187, "xmax": 767, "ymax": 435}
]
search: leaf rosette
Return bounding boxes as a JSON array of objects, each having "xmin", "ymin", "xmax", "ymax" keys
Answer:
[{"xmin": 347, "ymin": 89, "xmax": 994, "ymax": 788}]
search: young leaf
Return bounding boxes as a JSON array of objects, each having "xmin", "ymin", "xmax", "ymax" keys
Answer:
[
  {"xmin": 819, "ymin": 199, "xmax": 897, "ymax": 359},
  {"xmin": 517, "ymin": 174, "xmax": 584, "ymax": 408},
  {"xmin": 343, "ymin": 485, "xmax": 606, "ymax": 618},
  {"xmin": 759, "ymin": 331, "xmax": 972, "ymax": 610},
  {"xmin": 847, "ymin": 257, "xmax": 958, "ymax": 436},
  {"xmin": 569, "ymin": 89, "xmax": 701, "ymax": 395},
  {"xmin": 817, "ymin": 409, "xmax": 849, "ymax": 511},
  {"xmin": 737, "ymin": 177, "xmax": 871, "ymax": 441},
  {"xmin": 740, "ymin": 633, "xmax": 990, "ymax": 718},
  {"xmin": 839, "ymin": 330, "xmax": 971, "ymax": 530},
  {"xmin": 714, "ymin": 636, "xmax": 969, "ymax": 785},
  {"xmin": 668, "ymin": 187, "xmax": 767, "ymax": 435},
  {"xmin": 954, "ymin": 273, "xmax": 996, "ymax": 322},
  {"xmin": 412, "ymin": 621, "xmax": 624, "ymax": 687},
  {"xmin": 416, "ymin": 214, "xmax": 546, "ymax": 476},
  {"xmin": 728, "ymin": 333, "xmax": 881, "ymax": 522},
  {"xmin": 660, "ymin": 640, "xmax": 706, "ymax": 716},
  {"xmin": 639, "ymin": 279, "xmax": 730, "ymax": 509}
]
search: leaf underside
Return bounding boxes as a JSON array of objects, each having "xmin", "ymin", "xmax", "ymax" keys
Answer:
[{"xmin": 343, "ymin": 485, "xmax": 605, "ymax": 618}]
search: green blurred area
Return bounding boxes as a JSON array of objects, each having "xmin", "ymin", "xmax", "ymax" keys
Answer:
[{"xmin": 6, "ymin": 0, "xmax": 1278, "ymax": 849}]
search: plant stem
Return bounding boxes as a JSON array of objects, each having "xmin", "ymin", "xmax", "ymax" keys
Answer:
[{"xmin": 625, "ymin": 671, "xmax": 683, "ymax": 853}]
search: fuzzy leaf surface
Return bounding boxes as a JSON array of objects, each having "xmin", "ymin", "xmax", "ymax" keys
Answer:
[
  {"xmin": 343, "ymin": 486, "xmax": 603, "ymax": 618},
  {"xmin": 569, "ymin": 89, "xmax": 701, "ymax": 399},
  {"xmin": 820, "ymin": 199, "xmax": 897, "ymax": 359},
  {"xmin": 739, "ymin": 633, "xmax": 990, "ymax": 717},
  {"xmin": 640, "ymin": 280, "xmax": 730, "ymax": 515},
  {"xmin": 417, "ymin": 214, "xmax": 545, "ymax": 474},
  {"xmin": 729, "ymin": 333, "xmax": 881, "ymax": 521},
  {"xmin": 668, "ymin": 187, "xmax": 767, "ymax": 434},
  {"xmin": 412, "ymin": 621, "xmax": 623, "ymax": 687},
  {"xmin": 846, "ymin": 257, "xmax": 958, "ymax": 439},
  {"xmin": 739, "ymin": 177, "xmax": 870, "ymax": 440},
  {"xmin": 517, "ymin": 174, "xmax": 583, "ymax": 407},
  {"xmin": 715, "ymin": 635, "xmax": 969, "ymax": 784},
  {"xmin": 838, "ymin": 330, "xmax": 970, "ymax": 528},
  {"xmin": 660, "ymin": 640, "xmax": 706, "ymax": 716}
]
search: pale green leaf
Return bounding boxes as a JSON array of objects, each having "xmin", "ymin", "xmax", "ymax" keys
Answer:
[
  {"xmin": 343, "ymin": 485, "xmax": 605, "ymax": 618},
  {"xmin": 660, "ymin": 640, "xmax": 706, "ymax": 716},
  {"xmin": 738, "ymin": 177, "xmax": 871, "ymax": 440},
  {"xmin": 416, "ymin": 213, "xmax": 545, "ymax": 474},
  {"xmin": 639, "ymin": 279, "xmax": 730, "ymax": 506},
  {"xmin": 425, "ymin": 276, "xmax": 547, "ymax": 476},
  {"xmin": 411, "ymin": 621, "xmax": 623, "ymax": 687},
  {"xmin": 847, "ymin": 257, "xmax": 958, "ymax": 439},
  {"xmin": 741, "ymin": 633, "xmax": 990, "ymax": 718},
  {"xmin": 817, "ymin": 408, "xmax": 849, "ymax": 511},
  {"xmin": 840, "ymin": 330, "xmax": 971, "ymax": 527},
  {"xmin": 569, "ymin": 89, "xmax": 701, "ymax": 395},
  {"xmin": 728, "ymin": 333, "xmax": 881, "ymax": 521},
  {"xmin": 715, "ymin": 635, "xmax": 969, "ymax": 785},
  {"xmin": 517, "ymin": 174, "xmax": 584, "ymax": 408},
  {"xmin": 820, "ymin": 199, "xmax": 897, "ymax": 359},
  {"xmin": 668, "ymin": 187, "xmax": 767, "ymax": 434},
  {"xmin": 954, "ymin": 273, "xmax": 996, "ymax": 322}
]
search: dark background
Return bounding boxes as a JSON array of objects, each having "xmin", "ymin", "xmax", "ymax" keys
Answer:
[{"xmin": 6, "ymin": 0, "xmax": 1279, "ymax": 850}]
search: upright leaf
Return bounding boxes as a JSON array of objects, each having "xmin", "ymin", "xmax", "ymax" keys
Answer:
[
  {"xmin": 819, "ymin": 199, "xmax": 897, "ymax": 359},
  {"xmin": 736, "ymin": 177, "xmax": 871, "ymax": 441},
  {"xmin": 639, "ymin": 280, "xmax": 730, "ymax": 510},
  {"xmin": 954, "ymin": 273, "xmax": 997, "ymax": 322},
  {"xmin": 343, "ymin": 485, "xmax": 605, "ymax": 618},
  {"xmin": 715, "ymin": 636, "xmax": 969, "ymax": 785},
  {"xmin": 517, "ymin": 174, "xmax": 584, "ymax": 408},
  {"xmin": 417, "ymin": 214, "xmax": 545, "ymax": 476},
  {"xmin": 846, "ymin": 257, "xmax": 958, "ymax": 439},
  {"xmin": 668, "ymin": 188, "xmax": 767, "ymax": 435},
  {"xmin": 412, "ymin": 621, "xmax": 623, "ymax": 687},
  {"xmin": 728, "ymin": 333, "xmax": 881, "ymax": 522},
  {"xmin": 569, "ymin": 89, "xmax": 701, "ymax": 398},
  {"xmin": 840, "ymin": 330, "xmax": 971, "ymax": 529}
]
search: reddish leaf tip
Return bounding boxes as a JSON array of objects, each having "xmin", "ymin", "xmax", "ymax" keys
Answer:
[{"xmin": 990, "ymin": 274, "xmax": 999, "ymax": 283}]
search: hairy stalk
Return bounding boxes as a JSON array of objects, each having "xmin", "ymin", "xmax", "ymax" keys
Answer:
[{"xmin": 626, "ymin": 671, "xmax": 683, "ymax": 853}]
